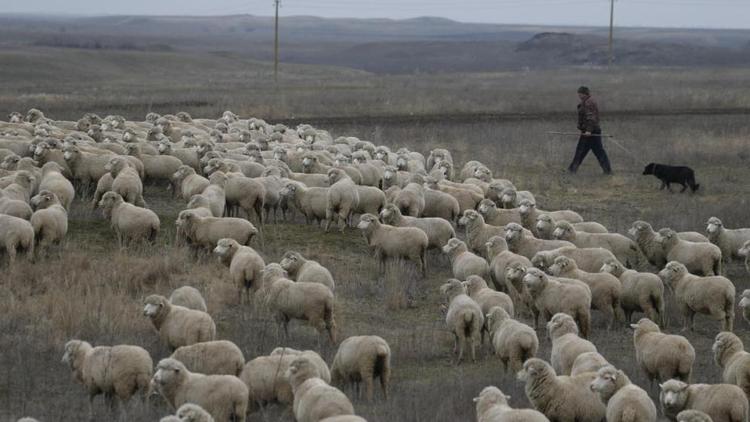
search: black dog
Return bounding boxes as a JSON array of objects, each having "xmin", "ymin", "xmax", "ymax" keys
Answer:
[{"xmin": 642, "ymin": 163, "xmax": 699, "ymax": 193}]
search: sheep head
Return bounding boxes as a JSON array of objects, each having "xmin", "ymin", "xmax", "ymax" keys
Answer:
[
  {"xmin": 187, "ymin": 194, "xmax": 210, "ymax": 210},
  {"xmin": 473, "ymin": 386, "xmax": 511, "ymax": 416},
  {"xmin": 285, "ymin": 356, "xmax": 321, "ymax": 391},
  {"xmin": 357, "ymin": 213, "xmax": 379, "ymax": 232},
  {"xmin": 143, "ymin": 294, "xmax": 170, "ymax": 319},
  {"xmin": 504, "ymin": 262, "xmax": 527, "ymax": 285},
  {"xmin": 712, "ymin": 332, "xmax": 743, "ymax": 368},
  {"xmin": 660, "ymin": 380, "xmax": 690, "ymax": 413},
  {"xmin": 62, "ymin": 145, "xmax": 80, "ymax": 162},
  {"xmin": 485, "ymin": 236, "xmax": 508, "ymax": 257},
  {"xmin": 485, "ymin": 306, "xmax": 511, "ymax": 332},
  {"xmin": 213, "ymin": 238, "xmax": 239, "ymax": 260},
  {"xmin": 658, "ymin": 229, "xmax": 679, "ymax": 250},
  {"xmin": 518, "ymin": 199, "xmax": 536, "ymax": 217},
  {"xmin": 500, "ymin": 188, "xmax": 517, "ymax": 207},
  {"xmin": 522, "ymin": 268, "xmax": 547, "ymax": 292},
  {"xmin": 738, "ymin": 241, "xmax": 750, "ymax": 258},
  {"xmin": 590, "ymin": 365, "xmax": 621, "ymax": 402},
  {"xmin": 628, "ymin": 220, "xmax": 654, "ymax": 239},
  {"xmin": 517, "ymin": 358, "xmax": 553, "ymax": 382},
  {"xmin": 379, "ymin": 204, "xmax": 400, "ymax": 224},
  {"xmin": 547, "ymin": 312, "xmax": 579, "ymax": 340},
  {"xmin": 552, "ymin": 221, "xmax": 574, "ymax": 240},
  {"xmin": 374, "ymin": 147, "xmax": 389, "ymax": 162},
  {"xmin": 395, "ymin": 154, "xmax": 409, "ymax": 170},
  {"xmin": 279, "ymin": 183, "xmax": 297, "ymax": 198},
  {"xmin": 458, "ymin": 209, "xmax": 481, "ymax": 227},
  {"xmin": 439, "ymin": 279, "xmax": 466, "ymax": 300},
  {"xmin": 476, "ymin": 199, "xmax": 496, "ymax": 217},
  {"xmin": 658, "ymin": 261, "xmax": 687, "ymax": 287},
  {"xmin": 8, "ymin": 111, "xmax": 22, "ymax": 123},
  {"xmin": 327, "ymin": 168, "xmax": 348, "ymax": 185},
  {"xmin": 0, "ymin": 154, "xmax": 20, "ymax": 170},
  {"xmin": 98, "ymin": 191, "xmax": 124, "ymax": 211},
  {"xmin": 629, "ymin": 317, "xmax": 660, "ymax": 334},
  {"xmin": 600, "ymin": 259, "xmax": 624, "ymax": 276},
  {"xmin": 153, "ymin": 358, "xmax": 188, "ymax": 390},
  {"xmin": 280, "ymin": 251, "xmax": 304, "ymax": 273},
  {"xmin": 30, "ymin": 190, "xmax": 60, "ymax": 210},
  {"xmin": 706, "ymin": 217, "xmax": 723, "ymax": 237},
  {"xmin": 177, "ymin": 403, "xmax": 212, "ymax": 421},
  {"xmin": 172, "ymin": 165, "xmax": 193, "ymax": 182},
  {"xmin": 442, "ymin": 238, "xmax": 466, "ymax": 256},
  {"xmin": 504, "ymin": 223, "xmax": 524, "ymax": 244},
  {"xmin": 208, "ymin": 170, "xmax": 227, "ymax": 187},
  {"xmin": 548, "ymin": 255, "xmax": 575, "ymax": 276},
  {"xmin": 473, "ymin": 167, "xmax": 492, "ymax": 182}
]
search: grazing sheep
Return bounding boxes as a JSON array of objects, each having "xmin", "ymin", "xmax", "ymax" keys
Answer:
[
  {"xmin": 98, "ymin": 191, "xmax": 159, "ymax": 248},
  {"xmin": 61, "ymin": 340, "xmax": 152, "ymax": 419},
  {"xmin": 269, "ymin": 348, "xmax": 332, "ymax": 384},
  {"xmin": 286, "ymin": 356, "xmax": 356, "ymax": 422},
  {"xmin": 440, "ymin": 279, "xmax": 484, "ymax": 364},
  {"xmin": 600, "ymin": 259, "xmax": 666, "ymax": 326},
  {"xmin": 706, "ymin": 217, "xmax": 750, "ymax": 264},
  {"xmin": 280, "ymin": 250, "xmax": 335, "ymax": 291},
  {"xmin": 424, "ymin": 176, "xmax": 482, "ymax": 213},
  {"xmin": 712, "ymin": 332, "xmax": 750, "ymax": 399},
  {"xmin": 486, "ymin": 306, "xmax": 539, "ymax": 374},
  {"xmin": 444, "ymin": 238, "xmax": 490, "ymax": 281},
  {"xmin": 170, "ymin": 341, "xmax": 245, "ymax": 376},
  {"xmin": 143, "ymin": 294, "xmax": 216, "ymax": 351},
  {"xmin": 553, "ymin": 221, "xmax": 640, "ymax": 268},
  {"xmin": 169, "ymin": 286, "xmax": 208, "ymax": 312},
  {"xmin": 331, "ymin": 335, "xmax": 391, "ymax": 401},
  {"xmin": 590, "ymin": 365, "xmax": 657, "ymax": 422},
  {"xmin": 176, "ymin": 403, "xmax": 216, "ymax": 422},
  {"xmin": 518, "ymin": 199, "xmax": 583, "ymax": 230},
  {"xmin": 570, "ymin": 352, "xmax": 609, "ymax": 376},
  {"xmin": 678, "ymin": 410, "xmax": 714, "ymax": 422},
  {"xmin": 39, "ymin": 161, "xmax": 74, "ymax": 210},
  {"xmin": 522, "ymin": 268, "xmax": 592, "ymax": 338},
  {"xmin": 176, "ymin": 210, "xmax": 257, "ymax": 252},
  {"xmin": 0, "ymin": 191, "xmax": 32, "ymax": 220},
  {"xmin": 222, "ymin": 173, "xmax": 266, "ymax": 223},
  {"xmin": 358, "ymin": 213, "xmax": 428, "ymax": 276},
  {"xmin": 128, "ymin": 144, "xmax": 183, "ymax": 184},
  {"xmin": 486, "ymin": 236, "xmax": 533, "ymax": 307},
  {"xmin": 547, "ymin": 313, "xmax": 597, "ymax": 376},
  {"xmin": 660, "ymin": 380, "xmax": 748, "ymax": 422},
  {"xmin": 29, "ymin": 190, "xmax": 68, "ymax": 256},
  {"xmin": 499, "ymin": 188, "xmax": 536, "ymax": 209},
  {"xmin": 393, "ymin": 182, "xmax": 426, "ymax": 218},
  {"xmin": 261, "ymin": 263, "xmax": 336, "ymax": 343},
  {"xmin": 379, "ymin": 203, "xmax": 455, "ymax": 251},
  {"xmin": 280, "ymin": 182, "xmax": 328, "ymax": 225},
  {"xmin": 628, "ymin": 221, "xmax": 707, "ymax": 269},
  {"xmin": 548, "ymin": 256, "xmax": 624, "ymax": 329},
  {"xmin": 535, "ymin": 214, "xmax": 607, "ymax": 239},
  {"xmin": 325, "ymin": 168, "xmax": 359, "ymax": 232},
  {"xmin": 505, "ymin": 223, "xmax": 574, "ymax": 260},
  {"xmin": 213, "ymin": 238, "xmax": 265, "ymax": 302},
  {"xmin": 159, "ymin": 140, "xmax": 201, "ymax": 171},
  {"xmin": 660, "ymin": 229, "xmax": 722, "ymax": 276},
  {"xmin": 172, "ymin": 165, "xmax": 210, "ymax": 201},
  {"xmin": 477, "ymin": 199, "xmax": 522, "ymax": 227},
  {"xmin": 740, "ymin": 290, "xmax": 750, "ymax": 326},
  {"xmin": 152, "ymin": 358, "xmax": 248, "ymax": 422},
  {"xmin": 631, "ymin": 318, "xmax": 695, "ymax": 387},
  {"xmin": 531, "ymin": 246, "xmax": 617, "ymax": 274},
  {"xmin": 239, "ymin": 353, "xmax": 298, "ymax": 411},
  {"xmin": 659, "ymin": 261, "xmax": 734, "ymax": 332},
  {"xmin": 105, "ymin": 156, "xmax": 145, "ymax": 207},
  {"xmin": 473, "ymin": 385, "xmax": 549, "ymax": 422},
  {"xmin": 517, "ymin": 358, "xmax": 606, "ymax": 422},
  {"xmin": 459, "ymin": 209, "xmax": 506, "ymax": 254},
  {"xmin": 0, "ymin": 214, "xmax": 35, "ymax": 263}
]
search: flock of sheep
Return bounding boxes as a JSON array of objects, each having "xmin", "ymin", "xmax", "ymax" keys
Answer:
[{"xmin": 2, "ymin": 107, "xmax": 750, "ymax": 422}]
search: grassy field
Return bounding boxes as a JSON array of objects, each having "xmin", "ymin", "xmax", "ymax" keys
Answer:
[{"xmin": 1, "ymin": 47, "xmax": 750, "ymax": 421}]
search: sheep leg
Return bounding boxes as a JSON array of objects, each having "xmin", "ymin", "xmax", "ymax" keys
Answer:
[
  {"xmin": 452, "ymin": 333, "xmax": 459, "ymax": 355},
  {"xmin": 456, "ymin": 335, "xmax": 465, "ymax": 364}
]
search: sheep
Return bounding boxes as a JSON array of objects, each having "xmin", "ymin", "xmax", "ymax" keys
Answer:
[
  {"xmin": 707, "ymin": 217, "xmax": 750, "ymax": 264},
  {"xmin": 498, "ymin": 188, "xmax": 536, "ymax": 209},
  {"xmin": 473, "ymin": 385, "xmax": 549, "ymax": 422},
  {"xmin": 600, "ymin": 259, "xmax": 666, "ymax": 326},
  {"xmin": 440, "ymin": 279, "xmax": 484, "ymax": 364},
  {"xmin": 358, "ymin": 213, "xmax": 428, "ymax": 276},
  {"xmin": 739, "ymin": 241, "xmax": 750, "ymax": 274},
  {"xmin": 589, "ymin": 365, "xmax": 657, "ymax": 422},
  {"xmin": 424, "ymin": 176, "xmax": 483, "ymax": 213},
  {"xmin": 0, "ymin": 214, "xmax": 35, "ymax": 263},
  {"xmin": 169, "ymin": 286, "xmax": 208, "ymax": 312},
  {"xmin": 0, "ymin": 191, "xmax": 32, "ymax": 220},
  {"xmin": 318, "ymin": 416, "xmax": 367, "ymax": 422},
  {"xmin": 379, "ymin": 203, "xmax": 455, "ymax": 251},
  {"xmin": 269, "ymin": 348, "xmax": 332, "ymax": 384},
  {"xmin": 530, "ymin": 246, "xmax": 617, "ymax": 274},
  {"xmin": 659, "ymin": 261, "xmax": 734, "ymax": 332},
  {"xmin": 61, "ymin": 340, "xmax": 152, "ymax": 419},
  {"xmin": 553, "ymin": 221, "xmax": 640, "ymax": 268},
  {"xmin": 486, "ymin": 306, "xmax": 539, "ymax": 374},
  {"xmin": 330, "ymin": 335, "xmax": 391, "ymax": 402},
  {"xmin": 152, "ymin": 358, "xmax": 248, "ymax": 422},
  {"xmin": 239, "ymin": 353, "xmax": 298, "ymax": 411},
  {"xmin": 201, "ymin": 171, "xmax": 227, "ymax": 217},
  {"xmin": 127, "ymin": 144, "xmax": 183, "ymax": 184},
  {"xmin": 422, "ymin": 182, "xmax": 462, "ymax": 221},
  {"xmin": 660, "ymin": 380, "xmax": 748, "ymax": 422},
  {"xmin": 176, "ymin": 210, "xmax": 257, "ymax": 252},
  {"xmin": 629, "ymin": 221, "xmax": 709, "ymax": 269},
  {"xmin": 517, "ymin": 358, "xmax": 606, "ymax": 422},
  {"xmin": 477, "ymin": 199, "xmax": 523, "ymax": 227},
  {"xmin": 570, "ymin": 351, "xmax": 609, "ymax": 376},
  {"xmin": 352, "ymin": 185, "xmax": 385, "ymax": 217},
  {"xmin": 426, "ymin": 148, "xmax": 453, "ymax": 172},
  {"xmin": 443, "ymin": 238, "xmax": 490, "ymax": 280},
  {"xmin": 280, "ymin": 250, "xmax": 335, "ymax": 291},
  {"xmin": 393, "ymin": 182, "xmax": 426, "ymax": 218},
  {"xmin": 547, "ymin": 313, "xmax": 597, "ymax": 376},
  {"xmin": 660, "ymin": 229, "xmax": 723, "ymax": 276},
  {"xmin": 459, "ymin": 209, "xmax": 506, "ymax": 254},
  {"xmin": 486, "ymin": 236, "xmax": 533, "ymax": 306},
  {"xmin": 741, "ymin": 290, "xmax": 750, "ymax": 326},
  {"xmin": 519, "ymin": 199, "xmax": 583, "ymax": 231},
  {"xmin": 172, "ymin": 165, "xmax": 210, "ymax": 201},
  {"xmin": 261, "ymin": 263, "xmax": 336, "ymax": 343},
  {"xmin": 176, "ymin": 403, "xmax": 216, "ymax": 422},
  {"xmin": 325, "ymin": 168, "xmax": 360, "ymax": 232},
  {"xmin": 213, "ymin": 238, "xmax": 265, "ymax": 302},
  {"xmin": 29, "ymin": 190, "xmax": 68, "ymax": 256},
  {"xmin": 143, "ymin": 294, "xmax": 216, "ymax": 351},
  {"xmin": 223, "ymin": 173, "xmax": 266, "ymax": 223},
  {"xmin": 280, "ymin": 182, "xmax": 328, "ymax": 225},
  {"xmin": 63, "ymin": 145, "xmax": 111, "ymax": 191},
  {"xmin": 535, "ymin": 214, "xmax": 607, "ymax": 239},
  {"xmin": 505, "ymin": 223, "xmax": 574, "ymax": 260},
  {"xmin": 712, "ymin": 332, "xmax": 750, "ymax": 400},
  {"xmin": 631, "ymin": 318, "xmax": 695, "ymax": 388},
  {"xmin": 522, "ymin": 268, "xmax": 592, "ymax": 338},
  {"xmin": 2, "ymin": 170, "xmax": 35, "ymax": 203},
  {"xmin": 105, "ymin": 156, "xmax": 146, "ymax": 207},
  {"xmin": 39, "ymin": 161, "xmax": 74, "ymax": 210},
  {"xmin": 286, "ymin": 356, "xmax": 356, "ymax": 422},
  {"xmin": 97, "ymin": 192, "xmax": 160, "ymax": 248},
  {"xmin": 678, "ymin": 410, "xmax": 714, "ymax": 422},
  {"xmin": 170, "ymin": 341, "xmax": 245, "ymax": 376},
  {"xmin": 548, "ymin": 256, "xmax": 624, "ymax": 329},
  {"xmin": 158, "ymin": 140, "xmax": 200, "ymax": 170}
]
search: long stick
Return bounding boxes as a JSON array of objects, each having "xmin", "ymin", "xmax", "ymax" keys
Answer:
[{"xmin": 547, "ymin": 131, "xmax": 614, "ymax": 138}]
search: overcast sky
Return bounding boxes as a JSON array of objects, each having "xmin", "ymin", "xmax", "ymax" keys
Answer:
[{"xmin": 5, "ymin": 0, "xmax": 750, "ymax": 29}]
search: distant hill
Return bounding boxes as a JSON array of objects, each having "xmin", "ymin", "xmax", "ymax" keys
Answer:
[{"xmin": 1, "ymin": 14, "xmax": 749, "ymax": 73}]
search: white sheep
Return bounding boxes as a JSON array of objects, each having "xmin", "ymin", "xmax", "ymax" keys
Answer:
[
  {"xmin": 712, "ymin": 332, "xmax": 750, "ymax": 400},
  {"xmin": 331, "ymin": 335, "xmax": 391, "ymax": 401},
  {"xmin": 213, "ymin": 238, "xmax": 266, "ymax": 302},
  {"xmin": 0, "ymin": 213, "xmax": 34, "ymax": 263},
  {"xmin": 547, "ymin": 313, "xmax": 597, "ymax": 376},
  {"xmin": 660, "ymin": 228, "xmax": 722, "ymax": 276},
  {"xmin": 486, "ymin": 306, "xmax": 539, "ymax": 374},
  {"xmin": 600, "ymin": 259, "xmax": 666, "ymax": 326},
  {"xmin": 459, "ymin": 209, "xmax": 507, "ymax": 254},
  {"xmin": 570, "ymin": 351, "xmax": 609, "ymax": 376},
  {"xmin": 358, "ymin": 213, "xmax": 428, "ymax": 276},
  {"xmin": 631, "ymin": 318, "xmax": 695, "ymax": 388},
  {"xmin": 176, "ymin": 210, "xmax": 257, "ymax": 253},
  {"xmin": 105, "ymin": 155, "xmax": 145, "ymax": 207},
  {"xmin": 504, "ymin": 223, "xmax": 574, "ymax": 260},
  {"xmin": 176, "ymin": 403, "xmax": 216, "ymax": 422},
  {"xmin": 660, "ymin": 379, "xmax": 748, "ymax": 422},
  {"xmin": 170, "ymin": 340, "xmax": 245, "ymax": 376},
  {"xmin": 169, "ymin": 286, "xmax": 208, "ymax": 312},
  {"xmin": 280, "ymin": 250, "xmax": 335, "ymax": 291},
  {"xmin": 379, "ymin": 203, "xmax": 455, "ymax": 251},
  {"xmin": 286, "ymin": 356, "xmax": 356, "ymax": 422},
  {"xmin": 473, "ymin": 385, "xmax": 549, "ymax": 422},
  {"xmin": 143, "ymin": 294, "xmax": 216, "ymax": 351},
  {"xmin": 589, "ymin": 365, "xmax": 657, "ymax": 422},
  {"xmin": 739, "ymin": 241, "xmax": 750, "ymax": 274},
  {"xmin": 658, "ymin": 261, "xmax": 734, "ymax": 332},
  {"xmin": 98, "ymin": 191, "xmax": 159, "ymax": 248},
  {"xmin": 522, "ymin": 268, "xmax": 592, "ymax": 338},
  {"xmin": 531, "ymin": 246, "xmax": 617, "ymax": 274},
  {"xmin": 535, "ymin": 213, "xmax": 607, "ymax": 239},
  {"xmin": 39, "ymin": 161, "xmax": 74, "ymax": 210},
  {"xmin": 29, "ymin": 190, "xmax": 68, "ymax": 256},
  {"xmin": 707, "ymin": 217, "xmax": 750, "ymax": 265},
  {"xmin": 629, "ymin": 221, "xmax": 707, "ymax": 269},
  {"xmin": 440, "ymin": 279, "xmax": 484, "ymax": 364},
  {"xmin": 740, "ymin": 290, "xmax": 750, "ymax": 327},
  {"xmin": 486, "ymin": 236, "xmax": 533, "ymax": 310},
  {"xmin": 443, "ymin": 238, "xmax": 490, "ymax": 281},
  {"xmin": 553, "ymin": 220, "xmax": 640, "ymax": 268},
  {"xmin": 325, "ymin": 167, "xmax": 359, "ymax": 232}
]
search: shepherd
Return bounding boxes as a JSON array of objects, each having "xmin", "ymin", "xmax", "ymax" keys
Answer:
[{"xmin": 568, "ymin": 86, "xmax": 612, "ymax": 175}]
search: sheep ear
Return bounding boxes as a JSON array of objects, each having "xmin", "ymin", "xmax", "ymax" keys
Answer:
[
  {"xmin": 472, "ymin": 397, "xmax": 480, "ymax": 403},
  {"xmin": 505, "ymin": 394, "xmax": 511, "ymax": 400},
  {"xmin": 629, "ymin": 324, "xmax": 638, "ymax": 329},
  {"xmin": 659, "ymin": 383, "xmax": 664, "ymax": 389}
]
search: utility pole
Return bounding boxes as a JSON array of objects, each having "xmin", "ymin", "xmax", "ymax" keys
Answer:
[
  {"xmin": 608, "ymin": 0, "xmax": 615, "ymax": 67},
  {"xmin": 274, "ymin": 0, "xmax": 280, "ymax": 83}
]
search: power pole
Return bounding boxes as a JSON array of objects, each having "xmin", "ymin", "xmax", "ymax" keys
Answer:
[
  {"xmin": 274, "ymin": 0, "xmax": 280, "ymax": 83},
  {"xmin": 608, "ymin": 0, "xmax": 615, "ymax": 67}
]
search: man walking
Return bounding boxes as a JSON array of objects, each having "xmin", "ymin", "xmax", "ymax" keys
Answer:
[{"xmin": 568, "ymin": 86, "xmax": 612, "ymax": 174}]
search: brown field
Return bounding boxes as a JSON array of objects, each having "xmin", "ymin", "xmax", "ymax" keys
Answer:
[{"xmin": 1, "ymin": 44, "xmax": 750, "ymax": 422}]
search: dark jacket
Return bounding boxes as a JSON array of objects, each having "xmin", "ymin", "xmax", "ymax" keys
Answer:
[{"xmin": 577, "ymin": 95, "xmax": 600, "ymax": 133}]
